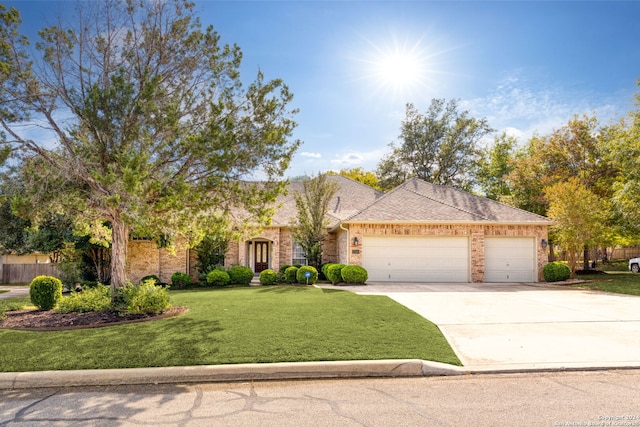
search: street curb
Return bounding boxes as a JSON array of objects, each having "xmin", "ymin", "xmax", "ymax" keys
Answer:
[{"xmin": 0, "ymin": 360, "xmax": 465, "ymax": 390}]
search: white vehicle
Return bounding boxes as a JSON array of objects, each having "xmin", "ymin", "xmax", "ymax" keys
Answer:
[{"xmin": 630, "ymin": 258, "xmax": 640, "ymax": 273}]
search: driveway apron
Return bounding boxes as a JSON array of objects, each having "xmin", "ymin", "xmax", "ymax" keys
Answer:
[{"xmin": 349, "ymin": 283, "xmax": 640, "ymax": 371}]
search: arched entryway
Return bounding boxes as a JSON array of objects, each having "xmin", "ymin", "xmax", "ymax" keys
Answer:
[{"xmin": 248, "ymin": 239, "xmax": 271, "ymax": 273}]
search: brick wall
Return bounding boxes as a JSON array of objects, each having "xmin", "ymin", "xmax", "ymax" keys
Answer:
[{"xmin": 128, "ymin": 240, "xmax": 190, "ymax": 285}]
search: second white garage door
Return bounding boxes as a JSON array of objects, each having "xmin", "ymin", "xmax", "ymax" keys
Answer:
[
  {"xmin": 362, "ymin": 236, "xmax": 469, "ymax": 282},
  {"xmin": 484, "ymin": 237, "xmax": 536, "ymax": 282}
]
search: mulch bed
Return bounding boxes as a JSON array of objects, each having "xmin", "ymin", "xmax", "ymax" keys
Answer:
[{"xmin": 0, "ymin": 306, "xmax": 188, "ymax": 331}]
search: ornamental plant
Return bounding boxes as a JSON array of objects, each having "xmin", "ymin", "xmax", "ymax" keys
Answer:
[
  {"xmin": 326, "ymin": 264, "xmax": 346, "ymax": 285},
  {"xmin": 115, "ymin": 280, "xmax": 171, "ymax": 315},
  {"xmin": 259, "ymin": 269, "xmax": 278, "ymax": 286},
  {"xmin": 284, "ymin": 266, "xmax": 299, "ymax": 284},
  {"xmin": 171, "ymin": 272, "xmax": 192, "ymax": 289},
  {"xmin": 228, "ymin": 265, "xmax": 254, "ymax": 286},
  {"xmin": 29, "ymin": 275, "xmax": 63, "ymax": 310},
  {"xmin": 543, "ymin": 262, "xmax": 571, "ymax": 282},
  {"xmin": 206, "ymin": 269, "xmax": 231, "ymax": 287},
  {"xmin": 56, "ymin": 284, "xmax": 111, "ymax": 313},
  {"xmin": 296, "ymin": 265, "xmax": 318, "ymax": 285},
  {"xmin": 341, "ymin": 265, "xmax": 368, "ymax": 284}
]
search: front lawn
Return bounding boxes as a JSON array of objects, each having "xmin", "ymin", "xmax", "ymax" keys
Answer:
[
  {"xmin": 0, "ymin": 286, "xmax": 461, "ymax": 372},
  {"xmin": 572, "ymin": 272, "xmax": 640, "ymax": 296}
]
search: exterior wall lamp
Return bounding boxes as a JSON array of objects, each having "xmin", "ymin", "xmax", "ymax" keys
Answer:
[
  {"xmin": 541, "ymin": 239, "xmax": 548, "ymax": 248},
  {"xmin": 353, "ymin": 237, "xmax": 359, "ymax": 246}
]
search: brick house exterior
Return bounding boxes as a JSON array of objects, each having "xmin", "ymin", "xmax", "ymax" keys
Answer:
[{"xmin": 127, "ymin": 176, "xmax": 552, "ymax": 283}]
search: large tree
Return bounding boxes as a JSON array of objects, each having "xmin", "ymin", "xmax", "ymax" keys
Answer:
[
  {"xmin": 376, "ymin": 99, "xmax": 493, "ymax": 191},
  {"xmin": 475, "ymin": 132, "xmax": 517, "ymax": 201},
  {"xmin": 0, "ymin": 1, "xmax": 299, "ymax": 290}
]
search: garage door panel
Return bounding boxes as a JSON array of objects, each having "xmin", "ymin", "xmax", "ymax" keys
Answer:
[
  {"xmin": 485, "ymin": 237, "xmax": 535, "ymax": 282},
  {"xmin": 363, "ymin": 236, "xmax": 469, "ymax": 282}
]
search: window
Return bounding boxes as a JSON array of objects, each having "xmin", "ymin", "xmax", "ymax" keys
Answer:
[{"xmin": 292, "ymin": 242, "xmax": 308, "ymax": 266}]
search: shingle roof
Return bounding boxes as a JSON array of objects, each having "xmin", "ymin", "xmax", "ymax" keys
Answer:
[
  {"xmin": 343, "ymin": 177, "xmax": 552, "ymax": 224},
  {"xmin": 270, "ymin": 174, "xmax": 384, "ymax": 227}
]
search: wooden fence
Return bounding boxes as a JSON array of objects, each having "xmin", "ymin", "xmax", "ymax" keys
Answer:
[
  {"xmin": 0, "ymin": 264, "xmax": 60, "ymax": 284},
  {"xmin": 610, "ymin": 247, "xmax": 640, "ymax": 260}
]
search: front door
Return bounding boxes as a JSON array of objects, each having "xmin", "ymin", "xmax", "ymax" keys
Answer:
[{"xmin": 254, "ymin": 242, "xmax": 269, "ymax": 273}]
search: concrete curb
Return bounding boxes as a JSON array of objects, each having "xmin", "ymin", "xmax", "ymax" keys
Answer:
[{"xmin": 0, "ymin": 360, "xmax": 465, "ymax": 390}]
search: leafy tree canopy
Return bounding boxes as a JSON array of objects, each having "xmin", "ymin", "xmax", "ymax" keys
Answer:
[
  {"xmin": 376, "ymin": 99, "xmax": 493, "ymax": 191},
  {"xmin": 0, "ymin": 1, "xmax": 300, "ymax": 288}
]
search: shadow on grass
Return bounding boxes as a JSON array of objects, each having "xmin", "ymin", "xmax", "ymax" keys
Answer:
[{"xmin": 256, "ymin": 286, "xmax": 313, "ymax": 294}]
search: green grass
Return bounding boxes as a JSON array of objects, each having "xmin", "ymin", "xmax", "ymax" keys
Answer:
[
  {"xmin": 0, "ymin": 286, "xmax": 461, "ymax": 372},
  {"xmin": 0, "ymin": 290, "xmax": 8, "ymax": 294},
  {"xmin": 572, "ymin": 272, "xmax": 640, "ymax": 296},
  {"xmin": 0, "ymin": 297, "xmax": 30, "ymax": 318}
]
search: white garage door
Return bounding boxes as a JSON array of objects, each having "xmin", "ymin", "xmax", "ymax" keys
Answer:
[
  {"xmin": 484, "ymin": 237, "xmax": 536, "ymax": 282},
  {"xmin": 362, "ymin": 236, "xmax": 469, "ymax": 282}
]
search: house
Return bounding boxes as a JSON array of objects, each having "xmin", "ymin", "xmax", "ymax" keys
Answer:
[{"xmin": 127, "ymin": 175, "xmax": 552, "ymax": 283}]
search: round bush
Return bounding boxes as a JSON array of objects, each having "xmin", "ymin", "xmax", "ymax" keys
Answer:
[
  {"xmin": 228, "ymin": 265, "xmax": 254, "ymax": 286},
  {"xmin": 296, "ymin": 265, "xmax": 318, "ymax": 285},
  {"xmin": 279, "ymin": 264, "xmax": 292, "ymax": 274},
  {"xmin": 259, "ymin": 269, "xmax": 278, "ymax": 286},
  {"xmin": 284, "ymin": 266, "xmax": 299, "ymax": 284},
  {"xmin": 30, "ymin": 275, "xmax": 63, "ymax": 310},
  {"xmin": 140, "ymin": 275, "xmax": 161, "ymax": 286},
  {"xmin": 326, "ymin": 264, "xmax": 346, "ymax": 285},
  {"xmin": 171, "ymin": 272, "xmax": 192, "ymax": 289},
  {"xmin": 320, "ymin": 263, "xmax": 333, "ymax": 280},
  {"xmin": 206, "ymin": 269, "xmax": 231, "ymax": 287},
  {"xmin": 543, "ymin": 262, "xmax": 571, "ymax": 282},
  {"xmin": 341, "ymin": 265, "xmax": 368, "ymax": 284}
]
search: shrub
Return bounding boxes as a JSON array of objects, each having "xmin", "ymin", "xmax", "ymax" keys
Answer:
[
  {"xmin": 543, "ymin": 262, "xmax": 571, "ymax": 282},
  {"xmin": 259, "ymin": 269, "xmax": 278, "ymax": 285},
  {"xmin": 198, "ymin": 264, "xmax": 225, "ymax": 285},
  {"xmin": 56, "ymin": 284, "xmax": 111, "ymax": 313},
  {"xmin": 171, "ymin": 272, "xmax": 192, "ymax": 289},
  {"xmin": 29, "ymin": 276, "xmax": 63, "ymax": 310},
  {"xmin": 341, "ymin": 265, "xmax": 368, "ymax": 284},
  {"xmin": 206, "ymin": 269, "xmax": 231, "ymax": 287},
  {"xmin": 115, "ymin": 280, "xmax": 171, "ymax": 315},
  {"xmin": 140, "ymin": 275, "xmax": 161, "ymax": 286},
  {"xmin": 276, "ymin": 271, "xmax": 286, "ymax": 283},
  {"xmin": 321, "ymin": 263, "xmax": 333, "ymax": 280},
  {"xmin": 284, "ymin": 266, "xmax": 299, "ymax": 284},
  {"xmin": 228, "ymin": 265, "xmax": 254, "ymax": 286},
  {"xmin": 326, "ymin": 264, "xmax": 346, "ymax": 285},
  {"xmin": 296, "ymin": 265, "xmax": 318, "ymax": 285},
  {"xmin": 279, "ymin": 264, "xmax": 292, "ymax": 274}
]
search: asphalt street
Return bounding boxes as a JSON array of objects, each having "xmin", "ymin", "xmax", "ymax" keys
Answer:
[{"xmin": 1, "ymin": 370, "xmax": 639, "ymax": 426}]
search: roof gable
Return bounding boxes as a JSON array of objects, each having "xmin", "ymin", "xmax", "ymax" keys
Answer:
[{"xmin": 344, "ymin": 178, "xmax": 551, "ymax": 224}]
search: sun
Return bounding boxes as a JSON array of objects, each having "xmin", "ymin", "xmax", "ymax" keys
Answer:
[{"xmin": 351, "ymin": 32, "xmax": 441, "ymax": 101}]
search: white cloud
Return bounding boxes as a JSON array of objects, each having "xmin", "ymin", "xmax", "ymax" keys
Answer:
[{"xmin": 300, "ymin": 152, "xmax": 322, "ymax": 158}]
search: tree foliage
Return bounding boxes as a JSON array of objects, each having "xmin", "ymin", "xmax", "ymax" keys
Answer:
[
  {"xmin": 545, "ymin": 178, "xmax": 609, "ymax": 276},
  {"xmin": 329, "ymin": 168, "xmax": 381, "ymax": 190},
  {"xmin": 291, "ymin": 173, "xmax": 339, "ymax": 269},
  {"xmin": 475, "ymin": 132, "xmax": 516, "ymax": 201},
  {"xmin": 376, "ymin": 99, "xmax": 493, "ymax": 191},
  {"xmin": 0, "ymin": 1, "xmax": 299, "ymax": 289}
]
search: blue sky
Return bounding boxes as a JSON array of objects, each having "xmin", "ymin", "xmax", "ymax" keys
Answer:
[{"xmin": 8, "ymin": 1, "xmax": 640, "ymax": 179}]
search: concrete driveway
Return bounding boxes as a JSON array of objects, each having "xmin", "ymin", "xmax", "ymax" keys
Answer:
[
  {"xmin": 337, "ymin": 282, "xmax": 640, "ymax": 371},
  {"xmin": 0, "ymin": 286, "xmax": 29, "ymax": 300}
]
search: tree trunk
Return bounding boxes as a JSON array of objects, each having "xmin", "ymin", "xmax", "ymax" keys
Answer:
[
  {"xmin": 110, "ymin": 215, "xmax": 129, "ymax": 292},
  {"xmin": 583, "ymin": 246, "xmax": 590, "ymax": 271},
  {"xmin": 548, "ymin": 242, "xmax": 556, "ymax": 262}
]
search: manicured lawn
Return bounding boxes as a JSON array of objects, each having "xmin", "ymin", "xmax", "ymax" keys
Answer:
[
  {"xmin": 572, "ymin": 272, "xmax": 640, "ymax": 296},
  {"xmin": 0, "ymin": 290, "xmax": 8, "ymax": 294},
  {"xmin": 0, "ymin": 286, "xmax": 461, "ymax": 372}
]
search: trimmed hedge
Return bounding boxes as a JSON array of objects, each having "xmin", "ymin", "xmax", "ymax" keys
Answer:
[
  {"xmin": 543, "ymin": 262, "xmax": 571, "ymax": 282},
  {"xmin": 228, "ymin": 265, "xmax": 254, "ymax": 286},
  {"xmin": 171, "ymin": 272, "xmax": 192, "ymax": 289},
  {"xmin": 296, "ymin": 266, "xmax": 318, "ymax": 285},
  {"xmin": 29, "ymin": 276, "xmax": 64, "ymax": 310},
  {"xmin": 259, "ymin": 269, "xmax": 278, "ymax": 286},
  {"xmin": 341, "ymin": 265, "xmax": 368, "ymax": 284},
  {"xmin": 284, "ymin": 266, "xmax": 299, "ymax": 284},
  {"xmin": 326, "ymin": 264, "xmax": 346, "ymax": 285},
  {"xmin": 206, "ymin": 269, "xmax": 231, "ymax": 287}
]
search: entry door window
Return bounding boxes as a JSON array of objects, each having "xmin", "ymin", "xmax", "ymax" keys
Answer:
[{"xmin": 254, "ymin": 242, "xmax": 269, "ymax": 273}]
